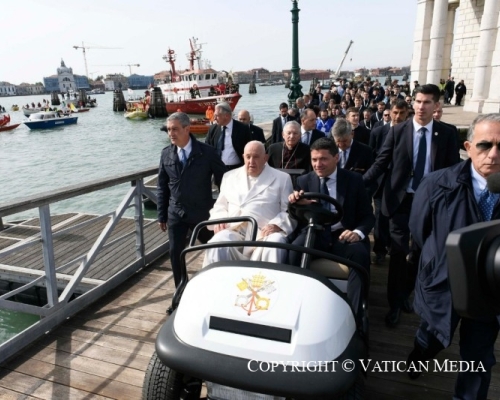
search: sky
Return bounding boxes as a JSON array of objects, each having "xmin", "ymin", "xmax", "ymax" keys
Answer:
[{"xmin": 2, "ymin": 0, "xmax": 417, "ymax": 84}]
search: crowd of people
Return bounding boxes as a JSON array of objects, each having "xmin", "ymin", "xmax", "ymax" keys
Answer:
[{"xmin": 156, "ymin": 76, "xmax": 499, "ymax": 398}]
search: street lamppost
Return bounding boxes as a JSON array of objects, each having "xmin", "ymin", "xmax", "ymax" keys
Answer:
[{"xmin": 288, "ymin": 0, "xmax": 303, "ymax": 108}]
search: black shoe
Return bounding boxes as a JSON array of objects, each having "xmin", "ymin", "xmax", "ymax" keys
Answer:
[
  {"xmin": 373, "ymin": 253, "xmax": 386, "ymax": 265},
  {"xmin": 385, "ymin": 307, "xmax": 401, "ymax": 328},
  {"xmin": 166, "ymin": 306, "xmax": 174, "ymax": 315},
  {"xmin": 406, "ymin": 347, "xmax": 423, "ymax": 380},
  {"xmin": 401, "ymin": 298, "xmax": 414, "ymax": 313}
]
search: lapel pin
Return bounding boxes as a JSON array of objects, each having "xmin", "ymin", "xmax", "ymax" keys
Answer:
[{"xmin": 434, "ymin": 132, "xmax": 438, "ymax": 136}]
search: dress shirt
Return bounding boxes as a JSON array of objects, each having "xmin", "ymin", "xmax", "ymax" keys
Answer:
[
  {"xmin": 408, "ymin": 119, "xmax": 433, "ymax": 193},
  {"xmin": 247, "ymin": 175, "xmax": 258, "ymax": 189},
  {"xmin": 177, "ymin": 138, "xmax": 192, "ymax": 160},
  {"xmin": 221, "ymin": 119, "xmax": 240, "ymax": 166},
  {"xmin": 323, "ymin": 168, "xmax": 365, "ymax": 239},
  {"xmin": 282, "ymin": 116, "xmax": 287, "ymax": 127},
  {"xmin": 470, "ymin": 163, "xmax": 488, "ymax": 203}
]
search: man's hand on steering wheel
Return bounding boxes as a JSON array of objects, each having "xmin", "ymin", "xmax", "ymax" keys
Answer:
[{"xmin": 289, "ymin": 190, "xmax": 316, "ymax": 205}]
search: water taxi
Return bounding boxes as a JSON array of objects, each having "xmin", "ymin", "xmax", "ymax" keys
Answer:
[{"xmin": 23, "ymin": 111, "xmax": 78, "ymax": 130}]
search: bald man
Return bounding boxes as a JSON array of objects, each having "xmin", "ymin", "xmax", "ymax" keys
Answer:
[
  {"xmin": 204, "ymin": 141, "xmax": 296, "ymax": 264},
  {"xmin": 238, "ymin": 109, "xmax": 266, "ymax": 144}
]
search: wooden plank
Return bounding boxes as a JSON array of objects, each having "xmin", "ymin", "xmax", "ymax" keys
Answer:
[
  {"xmin": 8, "ymin": 357, "xmax": 142, "ymax": 399},
  {"xmin": 0, "ymin": 226, "xmax": 40, "ymax": 240},
  {"xmin": 0, "ymin": 369, "xmax": 112, "ymax": 399},
  {"xmin": 0, "ymin": 238, "xmax": 19, "ymax": 251},
  {"xmin": 0, "ymin": 387, "xmax": 40, "ymax": 399}
]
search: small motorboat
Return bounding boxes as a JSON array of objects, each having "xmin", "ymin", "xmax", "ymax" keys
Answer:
[
  {"xmin": 124, "ymin": 108, "xmax": 148, "ymax": 120},
  {"xmin": 0, "ymin": 123, "xmax": 21, "ymax": 132},
  {"xmin": 69, "ymin": 103, "xmax": 90, "ymax": 113},
  {"xmin": 189, "ymin": 118, "xmax": 210, "ymax": 136},
  {"xmin": 23, "ymin": 111, "xmax": 78, "ymax": 130},
  {"xmin": 11, "ymin": 105, "xmax": 19, "ymax": 111}
]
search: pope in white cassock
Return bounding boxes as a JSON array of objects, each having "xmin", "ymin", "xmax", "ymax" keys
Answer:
[{"xmin": 203, "ymin": 141, "xmax": 297, "ymax": 265}]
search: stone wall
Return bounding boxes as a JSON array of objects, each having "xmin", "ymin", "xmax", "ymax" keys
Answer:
[{"xmin": 451, "ymin": 0, "xmax": 484, "ymax": 104}]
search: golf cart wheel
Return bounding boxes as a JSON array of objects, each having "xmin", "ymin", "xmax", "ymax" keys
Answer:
[{"xmin": 142, "ymin": 351, "xmax": 201, "ymax": 400}]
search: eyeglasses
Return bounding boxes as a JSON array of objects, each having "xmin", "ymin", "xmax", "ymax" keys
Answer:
[
  {"xmin": 475, "ymin": 141, "xmax": 500, "ymax": 152},
  {"xmin": 383, "ymin": 114, "xmax": 390, "ymax": 117}
]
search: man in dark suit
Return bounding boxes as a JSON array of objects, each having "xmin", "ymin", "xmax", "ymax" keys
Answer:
[
  {"xmin": 363, "ymin": 84, "xmax": 460, "ymax": 328},
  {"xmin": 288, "ymin": 138, "xmax": 375, "ymax": 315},
  {"xmin": 408, "ymin": 114, "xmax": 500, "ymax": 398},
  {"xmin": 206, "ymin": 102, "xmax": 252, "ymax": 170},
  {"xmin": 346, "ymin": 107, "xmax": 370, "ymax": 145},
  {"xmin": 300, "ymin": 109, "xmax": 325, "ymax": 146},
  {"xmin": 157, "ymin": 112, "xmax": 226, "ymax": 287},
  {"xmin": 238, "ymin": 109, "xmax": 265, "ymax": 144},
  {"xmin": 369, "ymin": 101, "xmax": 410, "ymax": 265},
  {"xmin": 271, "ymin": 102, "xmax": 291, "ymax": 143},
  {"xmin": 330, "ymin": 118, "xmax": 373, "ymax": 174},
  {"xmin": 454, "ymin": 79, "xmax": 467, "ymax": 106}
]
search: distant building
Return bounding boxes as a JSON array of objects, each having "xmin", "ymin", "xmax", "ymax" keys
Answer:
[
  {"xmin": 103, "ymin": 74, "xmax": 129, "ymax": 91},
  {"xmin": 43, "ymin": 59, "xmax": 89, "ymax": 93},
  {"xmin": 0, "ymin": 82, "xmax": 16, "ymax": 96},
  {"xmin": 128, "ymin": 74, "xmax": 154, "ymax": 89},
  {"xmin": 282, "ymin": 69, "xmax": 329, "ymax": 81},
  {"xmin": 16, "ymin": 83, "xmax": 45, "ymax": 96}
]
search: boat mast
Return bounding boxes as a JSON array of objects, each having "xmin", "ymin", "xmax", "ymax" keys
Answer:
[
  {"xmin": 162, "ymin": 49, "xmax": 178, "ymax": 81},
  {"xmin": 189, "ymin": 37, "xmax": 204, "ymax": 70},
  {"xmin": 333, "ymin": 40, "xmax": 354, "ymax": 78}
]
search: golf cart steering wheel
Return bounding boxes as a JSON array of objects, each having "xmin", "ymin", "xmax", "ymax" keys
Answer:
[{"xmin": 288, "ymin": 192, "xmax": 344, "ymax": 226}]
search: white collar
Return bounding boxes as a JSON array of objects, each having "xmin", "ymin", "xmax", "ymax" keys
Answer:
[{"xmin": 413, "ymin": 118, "xmax": 433, "ymax": 134}]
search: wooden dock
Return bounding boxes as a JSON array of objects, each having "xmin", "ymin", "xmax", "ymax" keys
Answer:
[{"xmin": 0, "ymin": 241, "xmax": 498, "ymax": 399}]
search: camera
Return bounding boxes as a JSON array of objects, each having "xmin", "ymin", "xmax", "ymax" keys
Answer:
[{"xmin": 447, "ymin": 220, "xmax": 500, "ymax": 318}]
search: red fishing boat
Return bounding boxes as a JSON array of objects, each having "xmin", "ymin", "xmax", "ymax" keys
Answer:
[
  {"xmin": 0, "ymin": 123, "xmax": 21, "ymax": 132},
  {"xmin": 157, "ymin": 37, "xmax": 241, "ymax": 115}
]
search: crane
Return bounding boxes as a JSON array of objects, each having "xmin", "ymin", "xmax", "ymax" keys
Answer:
[
  {"xmin": 73, "ymin": 42, "xmax": 121, "ymax": 78},
  {"xmin": 94, "ymin": 64, "xmax": 140, "ymax": 75},
  {"xmin": 332, "ymin": 40, "xmax": 354, "ymax": 79}
]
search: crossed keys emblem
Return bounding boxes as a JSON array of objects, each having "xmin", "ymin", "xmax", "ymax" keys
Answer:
[{"xmin": 235, "ymin": 273, "xmax": 276, "ymax": 316}]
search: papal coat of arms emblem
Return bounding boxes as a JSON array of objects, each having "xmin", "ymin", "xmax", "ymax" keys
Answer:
[{"xmin": 235, "ymin": 272, "xmax": 277, "ymax": 316}]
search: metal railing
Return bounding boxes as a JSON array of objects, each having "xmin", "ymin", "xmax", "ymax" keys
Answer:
[{"xmin": 0, "ymin": 166, "xmax": 168, "ymax": 363}]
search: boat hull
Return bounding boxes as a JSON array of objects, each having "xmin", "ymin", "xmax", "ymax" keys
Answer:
[
  {"xmin": 165, "ymin": 93, "xmax": 241, "ymax": 115},
  {"xmin": 0, "ymin": 123, "xmax": 21, "ymax": 132},
  {"xmin": 24, "ymin": 117, "xmax": 78, "ymax": 130}
]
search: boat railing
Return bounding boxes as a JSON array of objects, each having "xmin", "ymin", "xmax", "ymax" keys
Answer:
[{"xmin": 0, "ymin": 166, "xmax": 167, "ymax": 363}]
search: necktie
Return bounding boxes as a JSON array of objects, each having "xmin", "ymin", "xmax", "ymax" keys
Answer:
[
  {"xmin": 412, "ymin": 127, "xmax": 427, "ymax": 190},
  {"xmin": 282, "ymin": 117, "xmax": 286, "ymax": 127},
  {"xmin": 340, "ymin": 151, "xmax": 347, "ymax": 168},
  {"xmin": 179, "ymin": 148, "xmax": 187, "ymax": 169},
  {"xmin": 218, "ymin": 126, "xmax": 226, "ymax": 151},
  {"xmin": 478, "ymin": 189, "xmax": 499, "ymax": 221},
  {"xmin": 320, "ymin": 177, "xmax": 330, "ymax": 209},
  {"xmin": 303, "ymin": 131, "xmax": 310, "ymax": 145}
]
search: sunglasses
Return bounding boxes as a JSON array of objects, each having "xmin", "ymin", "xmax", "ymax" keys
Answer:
[
  {"xmin": 475, "ymin": 141, "xmax": 500, "ymax": 152},
  {"xmin": 383, "ymin": 114, "xmax": 390, "ymax": 117}
]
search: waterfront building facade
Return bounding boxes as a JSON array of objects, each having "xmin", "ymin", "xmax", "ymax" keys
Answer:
[
  {"xmin": 0, "ymin": 82, "xmax": 16, "ymax": 96},
  {"xmin": 15, "ymin": 83, "xmax": 45, "ymax": 96},
  {"xmin": 411, "ymin": 0, "xmax": 500, "ymax": 112},
  {"xmin": 103, "ymin": 74, "xmax": 129, "ymax": 91},
  {"xmin": 43, "ymin": 60, "xmax": 89, "ymax": 93},
  {"xmin": 128, "ymin": 74, "xmax": 155, "ymax": 89}
]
